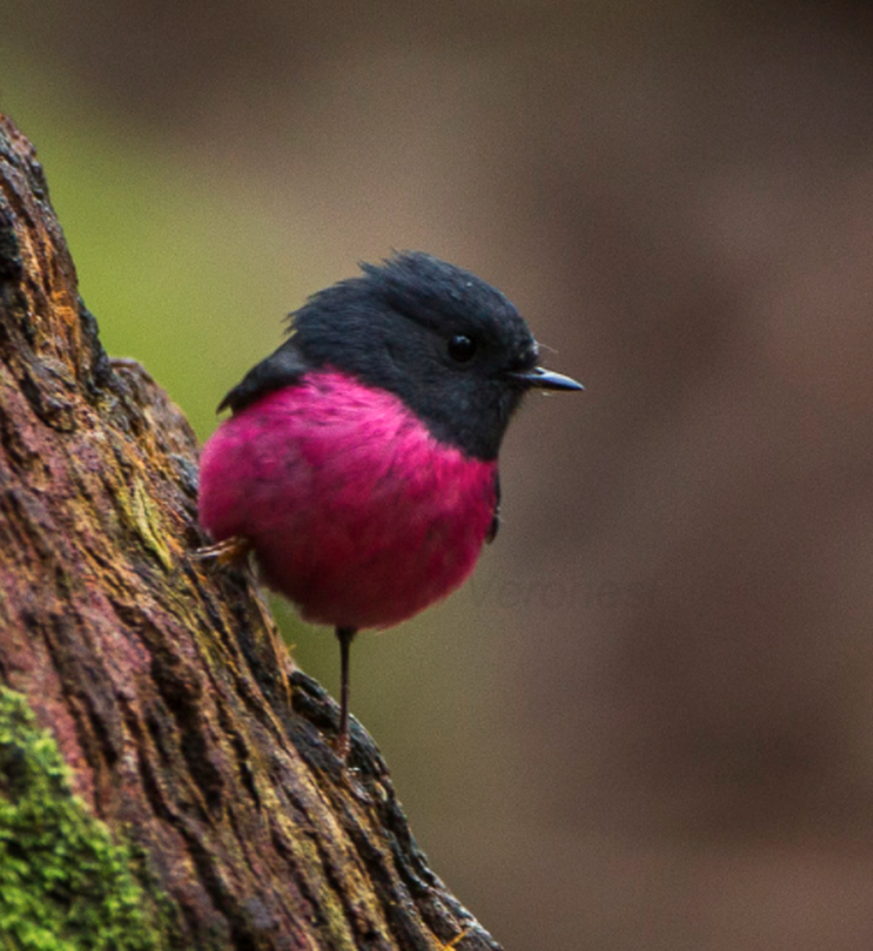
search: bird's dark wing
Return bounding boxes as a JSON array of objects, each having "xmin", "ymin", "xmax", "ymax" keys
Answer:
[
  {"xmin": 486, "ymin": 471, "xmax": 501, "ymax": 543},
  {"xmin": 218, "ymin": 341, "xmax": 312, "ymax": 413}
]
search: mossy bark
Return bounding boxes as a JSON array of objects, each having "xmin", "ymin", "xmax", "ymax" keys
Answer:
[
  {"xmin": 0, "ymin": 686, "xmax": 175, "ymax": 949},
  {"xmin": 0, "ymin": 114, "xmax": 499, "ymax": 951}
]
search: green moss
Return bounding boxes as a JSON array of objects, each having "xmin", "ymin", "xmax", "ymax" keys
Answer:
[{"xmin": 0, "ymin": 687, "xmax": 174, "ymax": 950}]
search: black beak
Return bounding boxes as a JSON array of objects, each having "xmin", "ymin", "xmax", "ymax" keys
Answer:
[{"xmin": 508, "ymin": 366, "xmax": 584, "ymax": 391}]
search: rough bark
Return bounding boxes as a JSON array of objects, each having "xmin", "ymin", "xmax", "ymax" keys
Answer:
[{"xmin": 0, "ymin": 113, "xmax": 499, "ymax": 951}]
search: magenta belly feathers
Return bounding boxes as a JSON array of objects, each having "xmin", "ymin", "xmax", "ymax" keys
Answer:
[{"xmin": 198, "ymin": 370, "xmax": 498, "ymax": 630}]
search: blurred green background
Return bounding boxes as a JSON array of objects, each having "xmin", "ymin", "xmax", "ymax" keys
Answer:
[{"xmin": 5, "ymin": 4, "xmax": 873, "ymax": 949}]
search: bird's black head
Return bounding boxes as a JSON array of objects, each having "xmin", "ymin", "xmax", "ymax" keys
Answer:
[{"xmin": 223, "ymin": 252, "xmax": 582, "ymax": 460}]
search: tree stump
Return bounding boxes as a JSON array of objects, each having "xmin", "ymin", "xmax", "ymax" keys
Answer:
[{"xmin": 0, "ymin": 113, "xmax": 500, "ymax": 951}]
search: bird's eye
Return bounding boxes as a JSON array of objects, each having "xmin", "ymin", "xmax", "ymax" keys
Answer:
[{"xmin": 447, "ymin": 334, "xmax": 477, "ymax": 363}]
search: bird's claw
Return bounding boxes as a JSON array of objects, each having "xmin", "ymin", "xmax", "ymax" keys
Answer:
[{"xmin": 192, "ymin": 535, "xmax": 253, "ymax": 567}]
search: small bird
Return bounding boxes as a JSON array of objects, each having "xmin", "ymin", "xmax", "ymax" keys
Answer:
[{"xmin": 198, "ymin": 252, "xmax": 582, "ymax": 759}]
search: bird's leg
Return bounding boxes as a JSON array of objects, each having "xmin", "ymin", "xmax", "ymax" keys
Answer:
[
  {"xmin": 334, "ymin": 626, "xmax": 357, "ymax": 761},
  {"xmin": 192, "ymin": 535, "xmax": 253, "ymax": 566}
]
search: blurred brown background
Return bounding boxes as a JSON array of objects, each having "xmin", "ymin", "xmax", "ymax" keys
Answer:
[{"xmin": 4, "ymin": 3, "xmax": 873, "ymax": 948}]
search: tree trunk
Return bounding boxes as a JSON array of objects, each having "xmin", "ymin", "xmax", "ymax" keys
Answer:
[{"xmin": 0, "ymin": 113, "xmax": 500, "ymax": 951}]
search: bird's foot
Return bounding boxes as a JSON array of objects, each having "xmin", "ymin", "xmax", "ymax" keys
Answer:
[
  {"xmin": 192, "ymin": 535, "xmax": 253, "ymax": 567},
  {"xmin": 333, "ymin": 730, "xmax": 351, "ymax": 764}
]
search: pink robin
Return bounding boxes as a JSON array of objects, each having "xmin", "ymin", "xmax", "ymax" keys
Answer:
[{"xmin": 198, "ymin": 252, "xmax": 582, "ymax": 759}]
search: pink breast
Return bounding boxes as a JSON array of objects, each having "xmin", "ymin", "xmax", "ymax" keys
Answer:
[{"xmin": 198, "ymin": 371, "xmax": 497, "ymax": 629}]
